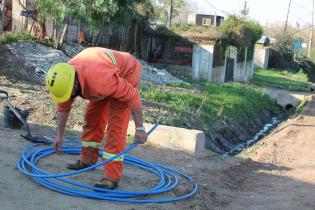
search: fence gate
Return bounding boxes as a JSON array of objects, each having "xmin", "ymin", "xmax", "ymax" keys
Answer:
[{"xmin": 225, "ymin": 46, "xmax": 236, "ymax": 82}]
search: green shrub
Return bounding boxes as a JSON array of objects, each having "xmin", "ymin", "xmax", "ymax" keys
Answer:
[{"xmin": 219, "ymin": 15, "xmax": 263, "ymax": 47}]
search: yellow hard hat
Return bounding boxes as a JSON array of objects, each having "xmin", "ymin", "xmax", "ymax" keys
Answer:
[{"xmin": 45, "ymin": 63, "xmax": 75, "ymax": 103}]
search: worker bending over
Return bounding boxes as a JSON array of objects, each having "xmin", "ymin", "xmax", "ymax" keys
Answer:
[{"xmin": 45, "ymin": 47, "xmax": 147, "ymax": 190}]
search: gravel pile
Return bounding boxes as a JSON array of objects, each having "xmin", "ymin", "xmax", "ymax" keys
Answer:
[
  {"xmin": 139, "ymin": 60, "xmax": 183, "ymax": 85},
  {"xmin": 9, "ymin": 41, "xmax": 183, "ymax": 85},
  {"xmin": 9, "ymin": 41, "xmax": 70, "ymax": 76},
  {"xmin": 61, "ymin": 43, "xmax": 86, "ymax": 58}
]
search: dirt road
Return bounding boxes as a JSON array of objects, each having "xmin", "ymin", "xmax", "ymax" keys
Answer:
[
  {"xmin": 1, "ymin": 77, "xmax": 315, "ymax": 209},
  {"xmin": 222, "ymin": 98, "xmax": 315, "ymax": 210}
]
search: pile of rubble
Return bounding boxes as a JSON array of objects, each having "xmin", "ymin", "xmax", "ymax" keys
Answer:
[
  {"xmin": 139, "ymin": 60, "xmax": 183, "ymax": 84},
  {"xmin": 61, "ymin": 43, "xmax": 86, "ymax": 58},
  {"xmin": 8, "ymin": 41, "xmax": 183, "ymax": 85},
  {"xmin": 9, "ymin": 41, "xmax": 70, "ymax": 75}
]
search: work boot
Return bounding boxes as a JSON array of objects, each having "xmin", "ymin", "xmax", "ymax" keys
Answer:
[
  {"xmin": 66, "ymin": 160, "xmax": 93, "ymax": 170},
  {"xmin": 93, "ymin": 178, "xmax": 118, "ymax": 190}
]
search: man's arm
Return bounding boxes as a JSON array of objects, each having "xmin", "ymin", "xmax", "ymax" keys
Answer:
[
  {"xmin": 132, "ymin": 108, "xmax": 147, "ymax": 144},
  {"xmin": 54, "ymin": 111, "xmax": 69, "ymax": 154}
]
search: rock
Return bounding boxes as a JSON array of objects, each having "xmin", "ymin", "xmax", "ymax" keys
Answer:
[{"xmin": 35, "ymin": 67, "xmax": 45, "ymax": 74}]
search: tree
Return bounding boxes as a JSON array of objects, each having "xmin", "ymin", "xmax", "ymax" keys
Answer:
[
  {"xmin": 35, "ymin": 0, "xmax": 153, "ymax": 46},
  {"xmin": 154, "ymin": 0, "xmax": 185, "ymax": 25}
]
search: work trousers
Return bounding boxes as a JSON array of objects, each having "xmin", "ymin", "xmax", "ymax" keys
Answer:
[{"xmin": 79, "ymin": 59, "xmax": 142, "ymax": 182}]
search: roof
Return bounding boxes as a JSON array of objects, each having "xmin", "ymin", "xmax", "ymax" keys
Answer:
[
  {"xmin": 195, "ymin": 13, "xmax": 224, "ymax": 18},
  {"xmin": 144, "ymin": 28, "xmax": 224, "ymax": 45}
]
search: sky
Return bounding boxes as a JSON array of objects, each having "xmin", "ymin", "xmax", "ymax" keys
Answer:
[{"xmin": 191, "ymin": 0, "xmax": 314, "ymax": 26}]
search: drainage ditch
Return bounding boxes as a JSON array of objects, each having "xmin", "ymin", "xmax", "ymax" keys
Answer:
[{"xmin": 205, "ymin": 110, "xmax": 288, "ymax": 156}]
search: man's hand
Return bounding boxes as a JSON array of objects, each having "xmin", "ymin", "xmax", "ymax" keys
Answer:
[
  {"xmin": 54, "ymin": 136, "xmax": 64, "ymax": 155},
  {"xmin": 134, "ymin": 130, "xmax": 148, "ymax": 144}
]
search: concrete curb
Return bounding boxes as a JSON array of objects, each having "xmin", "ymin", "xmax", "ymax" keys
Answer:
[
  {"xmin": 128, "ymin": 122, "xmax": 215, "ymax": 158},
  {"xmin": 73, "ymin": 122, "xmax": 215, "ymax": 158}
]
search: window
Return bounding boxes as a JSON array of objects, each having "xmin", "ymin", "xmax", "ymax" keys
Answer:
[{"xmin": 202, "ymin": 18, "xmax": 211, "ymax": 26}]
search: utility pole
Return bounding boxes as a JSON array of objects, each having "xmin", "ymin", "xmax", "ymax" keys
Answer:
[
  {"xmin": 284, "ymin": 0, "xmax": 292, "ymax": 34},
  {"xmin": 169, "ymin": 0, "xmax": 173, "ymax": 26},
  {"xmin": 308, "ymin": 0, "xmax": 314, "ymax": 58},
  {"xmin": 265, "ymin": 19, "xmax": 268, "ymax": 35}
]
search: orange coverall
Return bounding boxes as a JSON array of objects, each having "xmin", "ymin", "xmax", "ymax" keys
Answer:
[{"xmin": 56, "ymin": 47, "xmax": 142, "ymax": 182}]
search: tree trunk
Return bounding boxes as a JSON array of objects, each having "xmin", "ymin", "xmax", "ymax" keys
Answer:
[
  {"xmin": 55, "ymin": 23, "xmax": 68, "ymax": 49},
  {"xmin": 53, "ymin": 20, "xmax": 57, "ymax": 41},
  {"xmin": 0, "ymin": 10, "xmax": 3, "ymax": 34},
  {"xmin": 39, "ymin": 20, "xmax": 47, "ymax": 39}
]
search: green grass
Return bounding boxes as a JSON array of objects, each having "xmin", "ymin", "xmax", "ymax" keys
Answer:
[
  {"xmin": 0, "ymin": 32, "xmax": 36, "ymax": 44},
  {"xmin": 252, "ymin": 68, "xmax": 311, "ymax": 92},
  {"xmin": 141, "ymin": 82, "xmax": 280, "ymax": 129}
]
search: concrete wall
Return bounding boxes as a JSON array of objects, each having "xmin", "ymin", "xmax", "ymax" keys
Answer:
[
  {"xmin": 192, "ymin": 44, "xmax": 214, "ymax": 81},
  {"xmin": 234, "ymin": 60, "xmax": 254, "ymax": 82},
  {"xmin": 254, "ymin": 46, "xmax": 270, "ymax": 69},
  {"xmin": 66, "ymin": 24, "xmax": 78, "ymax": 42},
  {"xmin": 212, "ymin": 65, "xmax": 225, "ymax": 83},
  {"xmin": 164, "ymin": 64, "xmax": 192, "ymax": 77},
  {"xmin": 188, "ymin": 14, "xmax": 196, "ymax": 24},
  {"xmin": 12, "ymin": 0, "xmax": 25, "ymax": 32},
  {"xmin": 192, "ymin": 44, "xmax": 254, "ymax": 83},
  {"xmin": 44, "ymin": 17, "xmax": 54, "ymax": 37}
]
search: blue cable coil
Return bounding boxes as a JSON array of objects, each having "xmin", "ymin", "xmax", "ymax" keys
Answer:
[{"xmin": 17, "ymin": 124, "xmax": 198, "ymax": 203}]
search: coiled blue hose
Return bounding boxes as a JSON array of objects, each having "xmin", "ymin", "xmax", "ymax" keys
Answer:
[{"xmin": 17, "ymin": 124, "xmax": 198, "ymax": 203}]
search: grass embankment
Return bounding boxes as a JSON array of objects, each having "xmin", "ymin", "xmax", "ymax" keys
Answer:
[
  {"xmin": 141, "ymin": 82, "xmax": 280, "ymax": 130},
  {"xmin": 252, "ymin": 68, "xmax": 311, "ymax": 92}
]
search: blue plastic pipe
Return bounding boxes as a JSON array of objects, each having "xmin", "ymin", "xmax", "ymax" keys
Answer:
[{"xmin": 17, "ymin": 124, "xmax": 198, "ymax": 203}]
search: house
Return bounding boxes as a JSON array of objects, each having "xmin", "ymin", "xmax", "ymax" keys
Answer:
[
  {"xmin": 6, "ymin": 0, "xmax": 253, "ymax": 84},
  {"xmin": 142, "ymin": 28, "xmax": 254, "ymax": 83},
  {"xmin": 188, "ymin": 13, "xmax": 224, "ymax": 27}
]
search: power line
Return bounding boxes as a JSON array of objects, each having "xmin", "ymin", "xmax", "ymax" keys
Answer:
[{"xmin": 203, "ymin": 0, "xmax": 231, "ymax": 15}]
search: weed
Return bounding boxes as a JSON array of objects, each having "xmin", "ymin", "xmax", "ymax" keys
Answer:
[
  {"xmin": 0, "ymin": 33, "xmax": 36, "ymax": 44},
  {"xmin": 141, "ymin": 82, "xmax": 279, "ymax": 129}
]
